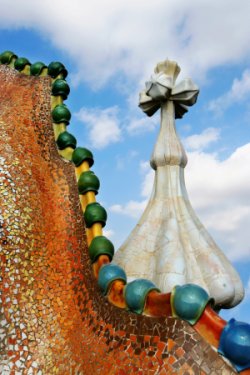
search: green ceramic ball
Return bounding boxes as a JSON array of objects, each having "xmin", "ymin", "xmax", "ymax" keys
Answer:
[
  {"xmin": 0, "ymin": 51, "xmax": 17, "ymax": 64},
  {"xmin": 56, "ymin": 131, "xmax": 77, "ymax": 150},
  {"xmin": 72, "ymin": 147, "xmax": 94, "ymax": 167},
  {"xmin": 52, "ymin": 79, "xmax": 70, "ymax": 99},
  {"xmin": 78, "ymin": 171, "xmax": 100, "ymax": 195},
  {"xmin": 84, "ymin": 202, "xmax": 107, "ymax": 228},
  {"xmin": 88, "ymin": 235, "xmax": 115, "ymax": 263},
  {"xmin": 52, "ymin": 104, "xmax": 71, "ymax": 125},
  {"xmin": 14, "ymin": 57, "xmax": 31, "ymax": 71},
  {"xmin": 30, "ymin": 62, "xmax": 47, "ymax": 76},
  {"xmin": 48, "ymin": 61, "xmax": 68, "ymax": 79}
]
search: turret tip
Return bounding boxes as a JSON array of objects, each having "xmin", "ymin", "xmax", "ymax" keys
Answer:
[{"xmin": 154, "ymin": 59, "xmax": 180, "ymax": 83}]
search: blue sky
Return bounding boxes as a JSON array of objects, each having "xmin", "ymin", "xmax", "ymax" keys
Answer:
[{"xmin": 0, "ymin": 0, "xmax": 249, "ymax": 323}]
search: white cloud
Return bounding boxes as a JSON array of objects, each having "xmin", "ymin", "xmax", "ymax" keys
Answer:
[
  {"xmin": 127, "ymin": 116, "xmax": 158, "ymax": 135},
  {"xmin": 186, "ymin": 143, "xmax": 250, "ymax": 211},
  {"xmin": 182, "ymin": 143, "xmax": 250, "ymax": 261},
  {"xmin": 110, "ymin": 200, "xmax": 147, "ymax": 219},
  {"xmin": 111, "ymin": 128, "xmax": 250, "ymax": 261},
  {"xmin": 1, "ymin": 1, "xmax": 249, "ymax": 261},
  {"xmin": 75, "ymin": 106, "xmax": 121, "ymax": 149},
  {"xmin": 103, "ymin": 229, "xmax": 115, "ymax": 238},
  {"xmin": 208, "ymin": 69, "xmax": 250, "ymax": 115},
  {"xmin": 1, "ymin": 0, "xmax": 250, "ymax": 87},
  {"xmin": 110, "ymin": 161, "xmax": 152, "ymax": 218},
  {"xmin": 140, "ymin": 161, "xmax": 154, "ymax": 198},
  {"xmin": 183, "ymin": 127, "xmax": 220, "ymax": 151}
]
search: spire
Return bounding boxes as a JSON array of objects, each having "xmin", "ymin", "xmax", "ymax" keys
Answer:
[{"xmin": 113, "ymin": 59, "xmax": 244, "ymax": 309}]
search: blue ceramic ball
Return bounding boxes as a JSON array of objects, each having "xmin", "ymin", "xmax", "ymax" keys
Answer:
[
  {"xmin": 171, "ymin": 283, "xmax": 212, "ymax": 325},
  {"xmin": 98, "ymin": 263, "xmax": 126, "ymax": 295},
  {"xmin": 124, "ymin": 279, "xmax": 160, "ymax": 314},
  {"xmin": 218, "ymin": 319, "xmax": 250, "ymax": 371}
]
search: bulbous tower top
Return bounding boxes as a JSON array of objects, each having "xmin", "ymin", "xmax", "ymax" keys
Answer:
[{"xmin": 113, "ymin": 59, "xmax": 244, "ymax": 309}]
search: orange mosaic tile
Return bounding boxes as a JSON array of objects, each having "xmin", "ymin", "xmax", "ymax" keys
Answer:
[
  {"xmin": 0, "ymin": 64, "xmax": 240, "ymax": 374},
  {"xmin": 193, "ymin": 305, "xmax": 227, "ymax": 349}
]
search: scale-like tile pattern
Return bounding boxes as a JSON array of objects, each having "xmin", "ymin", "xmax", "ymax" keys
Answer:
[{"xmin": 0, "ymin": 65, "xmax": 237, "ymax": 374}]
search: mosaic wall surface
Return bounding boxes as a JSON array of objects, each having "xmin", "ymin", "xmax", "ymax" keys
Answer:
[{"xmin": 0, "ymin": 65, "xmax": 237, "ymax": 374}]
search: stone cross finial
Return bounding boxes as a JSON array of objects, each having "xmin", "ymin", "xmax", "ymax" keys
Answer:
[
  {"xmin": 114, "ymin": 59, "xmax": 244, "ymax": 309},
  {"xmin": 154, "ymin": 59, "xmax": 180, "ymax": 78},
  {"xmin": 139, "ymin": 59, "xmax": 199, "ymax": 119}
]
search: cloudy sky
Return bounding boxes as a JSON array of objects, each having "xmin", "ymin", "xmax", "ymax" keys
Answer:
[{"xmin": 0, "ymin": 0, "xmax": 249, "ymax": 323}]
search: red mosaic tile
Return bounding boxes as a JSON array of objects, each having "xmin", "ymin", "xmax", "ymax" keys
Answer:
[{"xmin": 0, "ymin": 64, "xmax": 239, "ymax": 374}]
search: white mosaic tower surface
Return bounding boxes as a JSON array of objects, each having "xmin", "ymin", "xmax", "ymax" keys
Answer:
[{"xmin": 113, "ymin": 60, "xmax": 244, "ymax": 309}]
